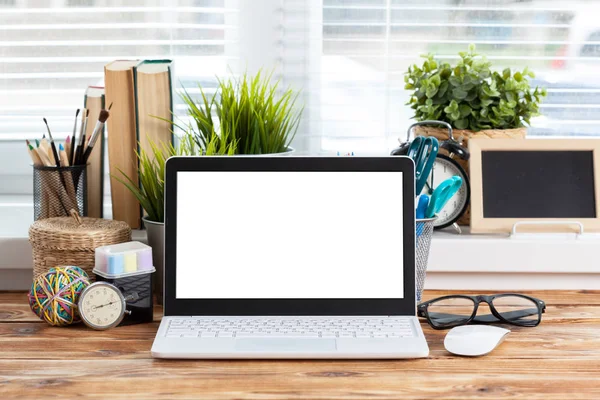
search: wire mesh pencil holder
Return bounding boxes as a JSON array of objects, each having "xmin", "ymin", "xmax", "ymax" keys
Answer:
[
  {"xmin": 415, "ymin": 217, "xmax": 436, "ymax": 303},
  {"xmin": 33, "ymin": 165, "xmax": 87, "ymax": 220}
]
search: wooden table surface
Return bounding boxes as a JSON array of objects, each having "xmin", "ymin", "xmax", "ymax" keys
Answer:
[{"xmin": 1, "ymin": 290, "xmax": 599, "ymax": 399}]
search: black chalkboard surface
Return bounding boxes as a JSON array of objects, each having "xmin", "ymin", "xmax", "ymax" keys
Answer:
[{"xmin": 481, "ymin": 150, "xmax": 597, "ymax": 218}]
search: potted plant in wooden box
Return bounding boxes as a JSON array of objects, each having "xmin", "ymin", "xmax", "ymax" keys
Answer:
[
  {"xmin": 176, "ymin": 70, "xmax": 303, "ymax": 156},
  {"xmin": 114, "ymin": 134, "xmax": 235, "ymax": 304},
  {"xmin": 404, "ymin": 44, "xmax": 547, "ymax": 224}
]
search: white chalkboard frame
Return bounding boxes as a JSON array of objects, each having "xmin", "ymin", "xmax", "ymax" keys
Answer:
[{"xmin": 470, "ymin": 138, "xmax": 600, "ymax": 234}]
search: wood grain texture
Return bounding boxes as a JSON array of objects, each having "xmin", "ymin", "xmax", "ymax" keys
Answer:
[{"xmin": 1, "ymin": 290, "xmax": 599, "ymax": 400}]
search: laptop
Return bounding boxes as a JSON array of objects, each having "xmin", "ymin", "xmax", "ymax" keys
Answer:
[{"xmin": 151, "ymin": 156, "xmax": 429, "ymax": 359}]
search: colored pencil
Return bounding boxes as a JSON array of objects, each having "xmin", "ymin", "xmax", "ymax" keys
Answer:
[
  {"xmin": 65, "ymin": 136, "xmax": 72, "ymax": 163},
  {"xmin": 59, "ymin": 143, "xmax": 70, "ymax": 167}
]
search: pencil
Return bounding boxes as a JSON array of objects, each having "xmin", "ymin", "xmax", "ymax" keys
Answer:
[
  {"xmin": 26, "ymin": 141, "xmax": 42, "ymax": 166},
  {"xmin": 59, "ymin": 143, "xmax": 70, "ymax": 167},
  {"xmin": 39, "ymin": 137, "xmax": 50, "ymax": 153},
  {"xmin": 35, "ymin": 146, "xmax": 53, "ymax": 166},
  {"xmin": 65, "ymin": 136, "xmax": 71, "ymax": 162}
]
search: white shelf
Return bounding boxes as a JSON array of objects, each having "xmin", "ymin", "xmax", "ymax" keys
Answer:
[
  {"xmin": 428, "ymin": 227, "xmax": 600, "ymax": 274},
  {"xmin": 1, "ymin": 195, "xmax": 599, "ymax": 290}
]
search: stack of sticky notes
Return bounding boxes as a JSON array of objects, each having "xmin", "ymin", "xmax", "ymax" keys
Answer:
[{"xmin": 94, "ymin": 241, "xmax": 153, "ymax": 277}]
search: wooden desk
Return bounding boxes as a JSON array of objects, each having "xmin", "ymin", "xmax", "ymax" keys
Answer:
[{"xmin": 1, "ymin": 290, "xmax": 599, "ymax": 399}]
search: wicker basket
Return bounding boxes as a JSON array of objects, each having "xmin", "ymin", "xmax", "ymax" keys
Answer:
[
  {"xmin": 414, "ymin": 126, "xmax": 526, "ymax": 226},
  {"xmin": 29, "ymin": 211, "xmax": 131, "ymax": 280}
]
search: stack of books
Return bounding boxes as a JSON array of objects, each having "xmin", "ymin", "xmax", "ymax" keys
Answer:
[{"xmin": 104, "ymin": 60, "xmax": 174, "ymax": 229}]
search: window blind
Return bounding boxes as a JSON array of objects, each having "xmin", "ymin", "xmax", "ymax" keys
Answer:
[
  {"xmin": 2, "ymin": 0, "xmax": 599, "ymax": 196},
  {"xmin": 0, "ymin": 0, "xmax": 237, "ymax": 195},
  {"xmin": 317, "ymin": 0, "xmax": 600, "ymax": 153}
]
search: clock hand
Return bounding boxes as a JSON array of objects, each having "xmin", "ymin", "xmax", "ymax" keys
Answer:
[
  {"xmin": 94, "ymin": 300, "xmax": 119, "ymax": 310},
  {"xmin": 428, "ymin": 165, "xmax": 435, "ymax": 194},
  {"xmin": 424, "ymin": 181, "xmax": 433, "ymax": 194}
]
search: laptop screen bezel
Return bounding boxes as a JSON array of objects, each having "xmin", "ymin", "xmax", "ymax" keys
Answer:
[{"xmin": 164, "ymin": 156, "xmax": 416, "ymax": 316}]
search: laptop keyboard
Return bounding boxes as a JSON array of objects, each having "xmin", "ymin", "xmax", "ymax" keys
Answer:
[{"xmin": 165, "ymin": 317, "xmax": 415, "ymax": 339}]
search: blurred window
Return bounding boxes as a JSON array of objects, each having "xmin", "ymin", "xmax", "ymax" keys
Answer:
[
  {"xmin": 580, "ymin": 31, "xmax": 600, "ymax": 57},
  {"xmin": 1, "ymin": 0, "xmax": 596, "ymax": 199},
  {"xmin": 0, "ymin": 0, "xmax": 234, "ymax": 196}
]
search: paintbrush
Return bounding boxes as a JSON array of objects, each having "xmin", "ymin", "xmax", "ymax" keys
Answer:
[
  {"xmin": 70, "ymin": 109, "xmax": 79, "ymax": 165},
  {"xmin": 81, "ymin": 108, "xmax": 110, "ymax": 164},
  {"xmin": 75, "ymin": 109, "xmax": 89, "ymax": 165},
  {"xmin": 43, "ymin": 118, "xmax": 60, "ymax": 167}
]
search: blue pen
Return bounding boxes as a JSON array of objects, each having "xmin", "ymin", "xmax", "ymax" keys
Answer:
[
  {"xmin": 426, "ymin": 176, "xmax": 463, "ymax": 218},
  {"xmin": 416, "ymin": 195, "xmax": 429, "ymax": 220},
  {"xmin": 407, "ymin": 136, "xmax": 439, "ymax": 194}
]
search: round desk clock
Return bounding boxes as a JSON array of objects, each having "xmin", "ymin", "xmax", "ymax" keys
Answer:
[
  {"xmin": 78, "ymin": 282, "xmax": 130, "ymax": 330},
  {"xmin": 391, "ymin": 120, "xmax": 471, "ymax": 233},
  {"xmin": 421, "ymin": 153, "xmax": 470, "ymax": 231}
]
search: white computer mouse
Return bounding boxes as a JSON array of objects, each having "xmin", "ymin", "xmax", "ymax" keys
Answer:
[{"xmin": 444, "ymin": 325, "xmax": 511, "ymax": 357}]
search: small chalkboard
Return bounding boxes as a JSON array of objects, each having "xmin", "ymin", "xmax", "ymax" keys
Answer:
[{"xmin": 470, "ymin": 139, "xmax": 600, "ymax": 234}]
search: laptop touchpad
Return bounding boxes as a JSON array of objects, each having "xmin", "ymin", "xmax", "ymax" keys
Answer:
[{"xmin": 235, "ymin": 338, "xmax": 336, "ymax": 352}]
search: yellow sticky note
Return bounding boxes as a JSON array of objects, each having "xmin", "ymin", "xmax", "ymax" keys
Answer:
[{"xmin": 124, "ymin": 252, "xmax": 137, "ymax": 273}]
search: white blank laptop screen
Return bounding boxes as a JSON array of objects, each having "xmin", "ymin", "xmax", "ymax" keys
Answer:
[{"xmin": 176, "ymin": 171, "xmax": 404, "ymax": 299}]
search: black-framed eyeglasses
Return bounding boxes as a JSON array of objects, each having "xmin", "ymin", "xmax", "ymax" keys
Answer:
[{"xmin": 418, "ymin": 294, "xmax": 546, "ymax": 330}]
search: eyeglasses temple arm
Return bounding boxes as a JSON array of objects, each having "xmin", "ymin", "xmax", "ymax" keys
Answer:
[{"xmin": 426, "ymin": 308, "xmax": 540, "ymax": 324}]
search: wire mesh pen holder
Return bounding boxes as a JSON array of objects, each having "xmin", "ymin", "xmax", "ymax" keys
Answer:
[
  {"xmin": 415, "ymin": 217, "xmax": 436, "ymax": 303},
  {"xmin": 33, "ymin": 165, "xmax": 87, "ymax": 220}
]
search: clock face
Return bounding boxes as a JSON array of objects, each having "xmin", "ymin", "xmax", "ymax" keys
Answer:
[
  {"xmin": 420, "ymin": 154, "xmax": 470, "ymax": 229},
  {"xmin": 79, "ymin": 282, "xmax": 125, "ymax": 330}
]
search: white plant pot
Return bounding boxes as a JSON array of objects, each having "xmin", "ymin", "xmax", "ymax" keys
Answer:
[
  {"xmin": 143, "ymin": 217, "xmax": 165, "ymax": 306},
  {"xmin": 233, "ymin": 147, "xmax": 295, "ymax": 157}
]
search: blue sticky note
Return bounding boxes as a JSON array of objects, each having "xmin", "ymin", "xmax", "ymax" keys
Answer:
[{"xmin": 107, "ymin": 254, "xmax": 124, "ymax": 275}]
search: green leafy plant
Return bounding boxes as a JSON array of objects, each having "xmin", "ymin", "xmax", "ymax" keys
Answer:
[
  {"xmin": 175, "ymin": 70, "xmax": 303, "ymax": 154},
  {"xmin": 113, "ymin": 133, "xmax": 236, "ymax": 223},
  {"xmin": 405, "ymin": 44, "xmax": 547, "ymax": 131}
]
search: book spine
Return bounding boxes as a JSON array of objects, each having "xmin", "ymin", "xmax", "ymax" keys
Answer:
[
  {"xmin": 100, "ymin": 92, "xmax": 105, "ymax": 218},
  {"xmin": 167, "ymin": 63, "xmax": 174, "ymax": 144},
  {"xmin": 132, "ymin": 63, "xmax": 143, "ymax": 227},
  {"xmin": 83, "ymin": 89, "xmax": 106, "ymax": 219},
  {"xmin": 105, "ymin": 63, "xmax": 142, "ymax": 229}
]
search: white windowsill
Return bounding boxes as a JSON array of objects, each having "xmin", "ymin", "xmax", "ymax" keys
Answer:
[{"xmin": 1, "ymin": 198, "xmax": 599, "ymax": 290}]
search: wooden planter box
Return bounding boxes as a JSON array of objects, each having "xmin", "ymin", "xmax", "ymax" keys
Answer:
[{"xmin": 414, "ymin": 126, "xmax": 527, "ymax": 226}]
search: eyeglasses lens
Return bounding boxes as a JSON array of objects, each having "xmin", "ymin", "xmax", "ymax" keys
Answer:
[
  {"xmin": 427, "ymin": 297, "xmax": 475, "ymax": 328},
  {"xmin": 492, "ymin": 295, "xmax": 540, "ymax": 326}
]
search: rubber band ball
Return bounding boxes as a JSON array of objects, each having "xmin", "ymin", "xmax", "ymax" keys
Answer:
[{"xmin": 28, "ymin": 266, "xmax": 91, "ymax": 326}]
